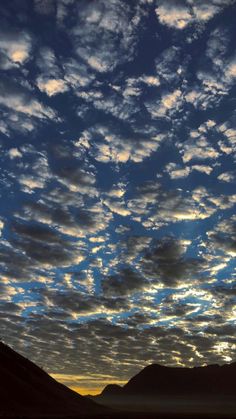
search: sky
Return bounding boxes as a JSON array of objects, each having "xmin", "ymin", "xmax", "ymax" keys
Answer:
[{"xmin": 0, "ymin": 0, "xmax": 235, "ymax": 395}]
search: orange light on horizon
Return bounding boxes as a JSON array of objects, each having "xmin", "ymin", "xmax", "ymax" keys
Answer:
[
  {"xmin": 50, "ymin": 373, "xmax": 127, "ymax": 397},
  {"xmin": 70, "ymin": 386, "xmax": 103, "ymax": 396}
]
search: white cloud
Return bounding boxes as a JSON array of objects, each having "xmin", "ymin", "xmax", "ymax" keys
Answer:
[
  {"xmin": 127, "ymin": 183, "xmax": 220, "ymax": 231},
  {"xmin": 0, "ymin": 220, "xmax": 4, "ymax": 236},
  {"xmin": 155, "ymin": 2, "xmax": 192, "ymax": 29},
  {"xmin": 179, "ymin": 137, "xmax": 220, "ymax": 163},
  {"xmin": 18, "ymin": 154, "xmax": 50, "ymax": 193},
  {"xmin": 191, "ymin": 165, "xmax": 213, "ymax": 175},
  {"xmin": 8, "ymin": 148, "xmax": 23, "ymax": 159},
  {"xmin": 155, "ymin": 0, "xmax": 227, "ymax": 30},
  {"xmin": 77, "ymin": 125, "xmax": 166, "ymax": 164},
  {"xmin": 225, "ymin": 54, "xmax": 236, "ymax": 80},
  {"xmin": 162, "ymin": 89, "xmax": 182, "ymax": 109},
  {"xmin": 146, "ymin": 89, "xmax": 183, "ymax": 118},
  {"xmin": 217, "ymin": 172, "xmax": 235, "ymax": 183},
  {"xmin": 0, "ymin": 30, "xmax": 32, "ymax": 65},
  {"xmin": 192, "ymin": 2, "xmax": 220, "ymax": 22},
  {"xmin": 37, "ymin": 77, "xmax": 69, "ymax": 96},
  {"xmin": 64, "ymin": 60, "xmax": 95, "ymax": 88},
  {"xmin": 106, "ymin": 184, "xmax": 126, "ymax": 198},
  {"xmin": 141, "ymin": 75, "xmax": 160, "ymax": 86},
  {"xmin": 19, "ymin": 176, "xmax": 46, "ymax": 193},
  {"xmin": 165, "ymin": 163, "xmax": 191, "ymax": 179},
  {"xmin": 102, "ymin": 198, "xmax": 131, "ymax": 217},
  {"xmin": 0, "ymin": 79, "xmax": 57, "ymax": 121}
]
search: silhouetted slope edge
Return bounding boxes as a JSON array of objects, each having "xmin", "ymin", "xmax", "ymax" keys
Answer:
[
  {"xmin": 91, "ymin": 362, "xmax": 236, "ymax": 415},
  {"xmin": 123, "ymin": 362, "xmax": 236, "ymax": 395},
  {"xmin": 100, "ymin": 384, "xmax": 123, "ymax": 396},
  {"xmin": 0, "ymin": 341, "xmax": 102, "ymax": 417}
]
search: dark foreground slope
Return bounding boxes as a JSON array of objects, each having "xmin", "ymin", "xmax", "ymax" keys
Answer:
[
  {"xmin": 0, "ymin": 341, "xmax": 103, "ymax": 418},
  {"xmin": 91, "ymin": 363, "xmax": 236, "ymax": 417}
]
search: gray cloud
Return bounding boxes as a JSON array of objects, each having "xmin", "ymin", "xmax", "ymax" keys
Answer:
[
  {"xmin": 102, "ymin": 267, "xmax": 149, "ymax": 296},
  {"xmin": 0, "ymin": 76, "xmax": 57, "ymax": 135},
  {"xmin": 71, "ymin": 0, "xmax": 144, "ymax": 73},
  {"xmin": 207, "ymin": 215, "xmax": 236, "ymax": 257},
  {"xmin": 139, "ymin": 238, "xmax": 205, "ymax": 287}
]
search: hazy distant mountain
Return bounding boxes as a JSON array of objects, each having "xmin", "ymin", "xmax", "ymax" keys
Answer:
[
  {"xmin": 0, "ymin": 341, "xmax": 103, "ymax": 417},
  {"xmin": 91, "ymin": 363, "xmax": 236, "ymax": 416}
]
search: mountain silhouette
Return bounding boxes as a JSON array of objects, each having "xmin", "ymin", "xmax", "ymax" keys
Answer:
[
  {"xmin": 0, "ymin": 341, "xmax": 103, "ymax": 417},
  {"xmin": 122, "ymin": 363, "xmax": 236, "ymax": 395},
  {"xmin": 91, "ymin": 362, "xmax": 236, "ymax": 416}
]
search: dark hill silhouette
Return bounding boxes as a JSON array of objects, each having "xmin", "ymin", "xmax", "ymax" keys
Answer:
[
  {"xmin": 100, "ymin": 383, "xmax": 123, "ymax": 397},
  {"xmin": 0, "ymin": 341, "xmax": 104, "ymax": 417},
  {"xmin": 123, "ymin": 362, "xmax": 236, "ymax": 396},
  {"xmin": 91, "ymin": 362, "xmax": 236, "ymax": 416}
]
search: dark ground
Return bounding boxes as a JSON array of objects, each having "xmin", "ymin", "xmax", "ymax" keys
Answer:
[{"xmin": 1, "ymin": 412, "xmax": 236, "ymax": 419}]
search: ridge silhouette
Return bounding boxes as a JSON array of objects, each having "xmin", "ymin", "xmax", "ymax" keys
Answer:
[
  {"xmin": 122, "ymin": 363, "xmax": 236, "ymax": 395},
  {"xmin": 91, "ymin": 362, "xmax": 236, "ymax": 416},
  {"xmin": 1, "ymin": 341, "xmax": 235, "ymax": 418},
  {"xmin": 0, "ymin": 341, "xmax": 103, "ymax": 417}
]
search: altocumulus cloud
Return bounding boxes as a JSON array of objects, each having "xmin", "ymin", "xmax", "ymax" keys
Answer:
[{"xmin": 0, "ymin": 0, "xmax": 235, "ymax": 392}]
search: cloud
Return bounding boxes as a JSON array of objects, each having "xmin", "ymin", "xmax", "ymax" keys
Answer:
[
  {"xmin": 0, "ymin": 78, "xmax": 55, "ymax": 118},
  {"xmin": 207, "ymin": 215, "xmax": 236, "ymax": 258},
  {"xmin": 179, "ymin": 138, "xmax": 220, "ymax": 163},
  {"xmin": 71, "ymin": 0, "xmax": 144, "ymax": 73},
  {"xmin": 52, "ymin": 162, "xmax": 98, "ymax": 195},
  {"xmin": 77, "ymin": 82, "xmax": 141, "ymax": 122},
  {"xmin": 187, "ymin": 25, "xmax": 236, "ymax": 111},
  {"xmin": 102, "ymin": 197, "xmax": 131, "ymax": 217},
  {"xmin": 119, "ymin": 235, "xmax": 153, "ymax": 264},
  {"xmin": 102, "ymin": 267, "xmax": 149, "ymax": 296},
  {"xmin": 0, "ymin": 0, "xmax": 236, "ymax": 391},
  {"xmin": 18, "ymin": 153, "xmax": 50, "ymax": 194},
  {"xmin": 0, "ymin": 220, "xmax": 4, "ymax": 236},
  {"xmin": 140, "ymin": 75, "xmax": 160, "ymax": 87},
  {"xmin": 36, "ymin": 47, "xmax": 60, "ymax": 74},
  {"xmin": 155, "ymin": 0, "xmax": 231, "ymax": 30},
  {"xmin": 127, "ymin": 181, "xmax": 220, "ymax": 229},
  {"xmin": 146, "ymin": 88, "xmax": 184, "ymax": 119},
  {"xmin": 77, "ymin": 125, "xmax": 166, "ymax": 164},
  {"xmin": 36, "ymin": 287, "xmax": 131, "ymax": 317},
  {"xmin": 19, "ymin": 193, "xmax": 112, "ymax": 239},
  {"xmin": 0, "ymin": 239, "xmax": 38, "ymax": 281},
  {"xmin": 10, "ymin": 221, "xmax": 85, "ymax": 267},
  {"xmin": 0, "ymin": 170, "xmax": 114, "ymax": 280},
  {"xmin": 165, "ymin": 163, "xmax": 191, "ymax": 179},
  {"xmin": 217, "ymin": 123, "xmax": 236, "ymax": 157},
  {"xmin": 217, "ymin": 172, "xmax": 235, "ymax": 182},
  {"xmin": 19, "ymin": 176, "xmax": 46, "ymax": 192},
  {"xmin": 37, "ymin": 77, "xmax": 69, "ymax": 96},
  {"xmin": 35, "ymin": 47, "xmax": 70, "ymax": 96},
  {"xmin": 155, "ymin": 1, "xmax": 192, "ymax": 29},
  {"xmin": 34, "ymin": 0, "xmax": 56, "ymax": 15},
  {"xmin": 4, "ymin": 311, "xmax": 235, "ymax": 388},
  {"xmin": 64, "ymin": 60, "xmax": 95, "ymax": 88},
  {"xmin": 139, "ymin": 237, "xmax": 204, "ymax": 287},
  {"xmin": 8, "ymin": 148, "xmax": 23, "ymax": 159},
  {"xmin": 0, "ymin": 29, "xmax": 32, "ymax": 66},
  {"xmin": 191, "ymin": 1, "xmax": 221, "ymax": 21},
  {"xmin": 191, "ymin": 165, "xmax": 213, "ymax": 175},
  {"xmin": 0, "ymin": 76, "xmax": 57, "ymax": 135}
]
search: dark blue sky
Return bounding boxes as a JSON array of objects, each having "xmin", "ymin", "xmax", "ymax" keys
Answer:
[{"xmin": 0, "ymin": 0, "xmax": 235, "ymax": 394}]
